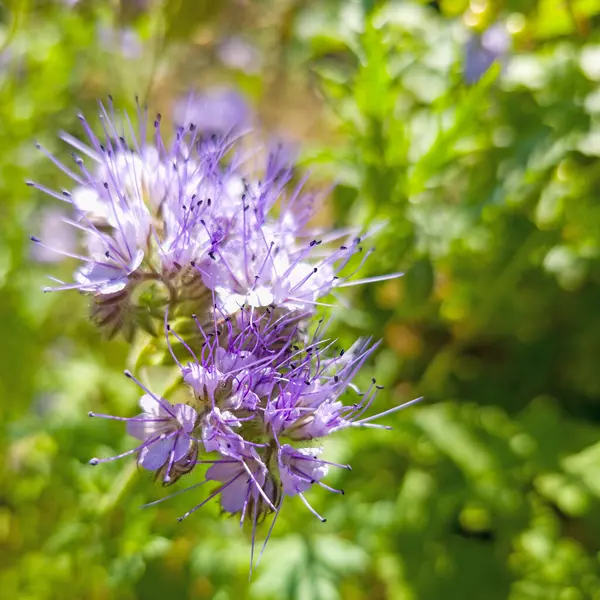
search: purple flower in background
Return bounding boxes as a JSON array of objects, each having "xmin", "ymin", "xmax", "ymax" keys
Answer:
[
  {"xmin": 173, "ymin": 88, "xmax": 252, "ymax": 137},
  {"xmin": 464, "ymin": 23, "xmax": 510, "ymax": 84},
  {"xmin": 217, "ymin": 37, "xmax": 263, "ymax": 74}
]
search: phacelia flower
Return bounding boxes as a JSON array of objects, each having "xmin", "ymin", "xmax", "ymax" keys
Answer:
[
  {"xmin": 173, "ymin": 88, "xmax": 252, "ymax": 138},
  {"xmin": 89, "ymin": 371, "xmax": 198, "ymax": 485},
  {"xmin": 29, "ymin": 100, "xmax": 393, "ymax": 338},
  {"xmin": 31, "ymin": 97, "xmax": 416, "ymax": 572},
  {"xmin": 464, "ymin": 22, "xmax": 511, "ymax": 84},
  {"xmin": 89, "ymin": 310, "xmax": 420, "ymax": 569}
]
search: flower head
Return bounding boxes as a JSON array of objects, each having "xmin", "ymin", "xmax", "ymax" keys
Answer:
[
  {"xmin": 29, "ymin": 100, "xmax": 391, "ymax": 338},
  {"xmin": 35, "ymin": 97, "xmax": 416, "ymax": 573}
]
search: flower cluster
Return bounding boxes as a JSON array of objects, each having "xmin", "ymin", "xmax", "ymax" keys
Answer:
[{"xmin": 29, "ymin": 97, "xmax": 418, "ymax": 568}]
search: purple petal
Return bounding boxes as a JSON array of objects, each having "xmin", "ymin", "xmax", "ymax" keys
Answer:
[
  {"xmin": 172, "ymin": 434, "xmax": 192, "ymax": 463},
  {"xmin": 138, "ymin": 437, "xmax": 174, "ymax": 470},
  {"xmin": 174, "ymin": 403, "xmax": 198, "ymax": 433},
  {"xmin": 206, "ymin": 461, "xmax": 243, "ymax": 483},
  {"xmin": 219, "ymin": 476, "xmax": 248, "ymax": 513}
]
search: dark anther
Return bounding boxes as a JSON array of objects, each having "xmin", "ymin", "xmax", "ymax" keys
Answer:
[
  {"xmin": 340, "ymin": 349, "xmax": 345, "ymax": 356},
  {"xmin": 30, "ymin": 235, "xmax": 41, "ymax": 243},
  {"xmin": 340, "ymin": 245, "xmax": 347, "ymax": 250}
]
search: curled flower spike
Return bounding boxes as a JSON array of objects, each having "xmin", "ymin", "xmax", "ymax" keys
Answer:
[
  {"xmin": 30, "ymin": 99, "xmax": 401, "ymax": 337},
  {"xmin": 33, "ymin": 97, "xmax": 416, "ymax": 573}
]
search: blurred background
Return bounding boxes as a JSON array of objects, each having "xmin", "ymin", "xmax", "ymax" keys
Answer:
[{"xmin": 2, "ymin": 0, "xmax": 600, "ymax": 598}]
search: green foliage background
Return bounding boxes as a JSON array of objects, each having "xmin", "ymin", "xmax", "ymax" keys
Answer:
[{"xmin": 2, "ymin": 0, "xmax": 600, "ymax": 598}]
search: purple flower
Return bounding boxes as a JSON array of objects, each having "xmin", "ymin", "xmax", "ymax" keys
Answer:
[
  {"xmin": 464, "ymin": 23, "xmax": 510, "ymax": 84},
  {"xmin": 278, "ymin": 445, "xmax": 329, "ymax": 496},
  {"xmin": 173, "ymin": 88, "xmax": 252, "ymax": 137},
  {"xmin": 217, "ymin": 37, "xmax": 263, "ymax": 74},
  {"xmin": 32, "ymin": 98, "xmax": 418, "ymax": 572},
  {"xmin": 30, "ymin": 100, "xmax": 395, "ymax": 337},
  {"xmin": 89, "ymin": 371, "xmax": 198, "ymax": 484}
]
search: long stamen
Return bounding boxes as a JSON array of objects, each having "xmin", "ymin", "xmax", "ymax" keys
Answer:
[{"xmin": 177, "ymin": 473, "xmax": 243, "ymax": 521}]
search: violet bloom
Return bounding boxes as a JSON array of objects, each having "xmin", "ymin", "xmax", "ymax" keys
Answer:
[
  {"xmin": 173, "ymin": 88, "xmax": 252, "ymax": 138},
  {"xmin": 160, "ymin": 315, "xmax": 419, "ymax": 528},
  {"xmin": 27, "ymin": 101, "xmax": 248, "ymax": 334},
  {"xmin": 42, "ymin": 98, "xmax": 419, "ymax": 571},
  {"xmin": 464, "ymin": 23, "xmax": 510, "ymax": 84},
  {"xmin": 217, "ymin": 37, "xmax": 263, "ymax": 74},
  {"xmin": 89, "ymin": 371, "xmax": 198, "ymax": 484},
  {"xmin": 29, "ymin": 99, "xmax": 396, "ymax": 337}
]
